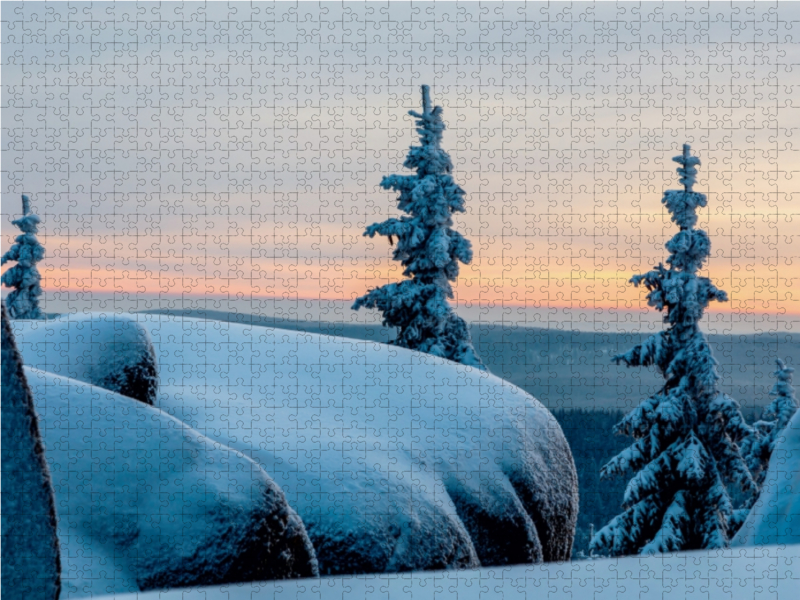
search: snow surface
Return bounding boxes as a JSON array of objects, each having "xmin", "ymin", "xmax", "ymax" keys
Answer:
[
  {"xmin": 23, "ymin": 366, "xmax": 319, "ymax": 598},
  {"xmin": 1, "ymin": 304, "xmax": 60, "ymax": 600},
  {"xmin": 20, "ymin": 312, "xmax": 578, "ymax": 575},
  {"xmin": 97, "ymin": 544, "xmax": 800, "ymax": 600},
  {"xmin": 733, "ymin": 408, "xmax": 800, "ymax": 547},
  {"xmin": 12, "ymin": 313, "xmax": 159, "ymax": 404},
  {"xmin": 142, "ymin": 313, "xmax": 578, "ymax": 573}
]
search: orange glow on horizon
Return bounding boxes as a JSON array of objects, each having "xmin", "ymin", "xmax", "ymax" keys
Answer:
[{"xmin": 29, "ymin": 270, "xmax": 797, "ymax": 317}]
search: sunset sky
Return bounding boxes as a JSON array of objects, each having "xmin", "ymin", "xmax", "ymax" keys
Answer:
[{"xmin": 2, "ymin": 2, "xmax": 799, "ymax": 327}]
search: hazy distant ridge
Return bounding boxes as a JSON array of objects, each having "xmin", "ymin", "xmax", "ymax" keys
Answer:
[{"xmin": 142, "ymin": 309, "xmax": 798, "ymax": 411}]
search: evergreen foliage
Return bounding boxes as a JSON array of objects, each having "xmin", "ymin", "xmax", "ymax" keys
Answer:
[
  {"xmin": 590, "ymin": 145, "xmax": 756, "ymax": 556},
  {"xmin": 2, "ymin": 195, "xmax": 45, "ymax": 319},
  {"xmin": 741, "ymin": 359, "xmax": 798, "ymax": 490},
  {"xmin": 353, "ymin": 86, "xmax": 483, "ymax": 369}
]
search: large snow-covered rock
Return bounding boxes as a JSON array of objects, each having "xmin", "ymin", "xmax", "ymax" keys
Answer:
[
  {"xmin": 13, "ymin": 313, "xmax": 159, "ymax": 404},
  {"xmin": 130, "ymin": 313, "xmax": 578, "ymax": 574},
  {"xmin": 24, "ymin": 367, "xmax": 319, "ymax": 597},
  {"xmin": 1, "ymin": 304, "xmax": 61, "ymax": 600},
  {"xmin": 733, "ymin": 409, "xmax": 800, "ymax": 547}
]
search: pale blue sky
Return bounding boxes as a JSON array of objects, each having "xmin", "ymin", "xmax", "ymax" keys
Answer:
[{"xmin": 2, "ymin": 1, "xmax": 800, "ymax": 331}]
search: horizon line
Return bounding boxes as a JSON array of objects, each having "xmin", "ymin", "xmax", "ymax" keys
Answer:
[{"xmin": 22, "ymin": 288, "xmax": 800, "ymax": 320}]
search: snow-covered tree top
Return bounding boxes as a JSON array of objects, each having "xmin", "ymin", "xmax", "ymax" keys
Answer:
[
  {"xmin": 630, "ymin": 144, "xmax": 727, "ymax": 326},
  {"xmin": 772, "ymin": 358, "xmax": 795, "ymax": 398},
  {"xmin": 621, "ymin": 144, "xmax": 726, "ymax": 332},
  {"xmin": 353, "ymin": 86, "xmax": 483, "ymax": 369},
  {"xmin": 662, "ymin": 145, "xmax": 706, "ymax": 233},
  {"xmin": 404, "ymin": 84, "xmax": 453, "ymax": 177},
  {"xmin": 2, "ymin": 194, "xmax": 45, "ymax": 320},
  {"xmin": 11, "ymin": 194, "xmax": 41, "ymax": 235},
  {"xmin": 674, "ymin": 143, "xmax": 701, "ymax": 192}
]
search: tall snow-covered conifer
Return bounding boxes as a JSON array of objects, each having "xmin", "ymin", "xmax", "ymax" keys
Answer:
[
  {"xmin": 590, "ymin": 145, "xmax": 756, "ymax": 556},
  {"xmin": 353, "ymin": 85, "xmax": 484, "ymax": 369},
  {"xmin": 2, "ymin": 195, "xmax": 45, "ymax": 319},
  {"xmin": 741, "ymin": 359, "xmax": 797, "ymax": 489}
]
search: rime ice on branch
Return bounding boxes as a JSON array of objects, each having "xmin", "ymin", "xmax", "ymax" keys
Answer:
[
  {"xmin": 590, "ymin": 145, "xmax": 756, "ymax": 556},
  {"xmin": 2, "ymin": 195, "xmax": 45, "ymax": 319},
  {"xmin": 353, "ymin": 86, "xmax": 484, "ymax": 369}
]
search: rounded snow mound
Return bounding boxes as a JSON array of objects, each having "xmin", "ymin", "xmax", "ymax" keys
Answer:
[
  {"xmin": 733, "ymin": 409, "xmax": 800, "ymax": 547},
  {"xmin": 12, "ymin": 313, "xmax": 159, "ymax": 405},
  {"xmin": 25, "ymin": 367, "xmax": 319, "ymax": 597},
  {"xmin": 129, "ymin": 313, "xmax": 578, "ymax": 575}
]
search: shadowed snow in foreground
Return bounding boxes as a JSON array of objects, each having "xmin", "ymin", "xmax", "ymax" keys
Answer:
[{"xmin": 96, "ymin": 544, "xmax": 800, "ymax": 600}]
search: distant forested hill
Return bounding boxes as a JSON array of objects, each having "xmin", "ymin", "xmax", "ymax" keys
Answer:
[
  {"xmin": 552, "ymin": 409, "xmax": 629, "ymax": 558},
  {"xmin": 142, "ymin": 309, "xmax": 797, "ymax": 412}
]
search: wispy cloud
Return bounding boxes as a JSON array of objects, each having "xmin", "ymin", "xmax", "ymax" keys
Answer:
[{"xmin": 3, "ymin": 1, "xmax": 799, "ymax": 318}]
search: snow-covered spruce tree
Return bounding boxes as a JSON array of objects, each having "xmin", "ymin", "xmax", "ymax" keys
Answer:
[
  {"xmin": 352, "ymin": 85, "xmax": 484, "ymax": 369},
  {"xmin": 590, "ymin": 144, "xmax": 757, "ymax": 556},
  {"xmin": 741, "ymin": 359, "xmax": 798, "ymax": 489},
  {"xmin": 2, "ymin": 194, "xmax": 45, "ymax": 319}
]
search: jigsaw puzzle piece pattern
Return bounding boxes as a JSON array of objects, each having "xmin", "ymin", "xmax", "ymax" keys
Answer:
[
  {"xmin": 13, "ymin": 314, "xmax": 158, "ymax": 405},
  {"xmin": 734, "ymin": 408, "xmax": 800, "ymax": 547},
  {"xmin": 137, "ymin": 313, "xmax": 578, "ymax": 574},
  {"xmin": 24, "ymin": 365, "xmax": 318, "ymax": 597},
  {"xmin": 1, "ymin": 304, "xmax": 60, "ymax": 600}
]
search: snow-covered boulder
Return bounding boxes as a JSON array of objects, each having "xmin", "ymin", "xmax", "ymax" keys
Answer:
[
  {"xmin": 1, "ymin": 304, "xmax": 61, "ymax": 600},
  {"xmin": 131, "ymin": 314, "xmax": 578, "ymax": 574},
  {"xmin": 733, "ymin": 409, "xmax": 800, "ymax": 547},
  {"xmin": 24, "ymin": 367, "xmax": 319, "ymax": 598},
  {"xmin": 12, "ymin": 313, "xmax": 159, "ymax": 404}
]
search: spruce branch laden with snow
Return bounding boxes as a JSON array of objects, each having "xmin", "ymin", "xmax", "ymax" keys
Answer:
[
  {"xmin": 353, "ymin": 85, "xmax": 484, "ymax": 369},
  {"xmin": 2, "ymin": 194, "xmax": 45, "ymax": 319},
  {"xmin": 741, "ymin": 359, "xmax": 798, "ymax": 490},
  {"xmin": 590, "ymin": 144, "xmax": 756, "ymax": 556}
]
